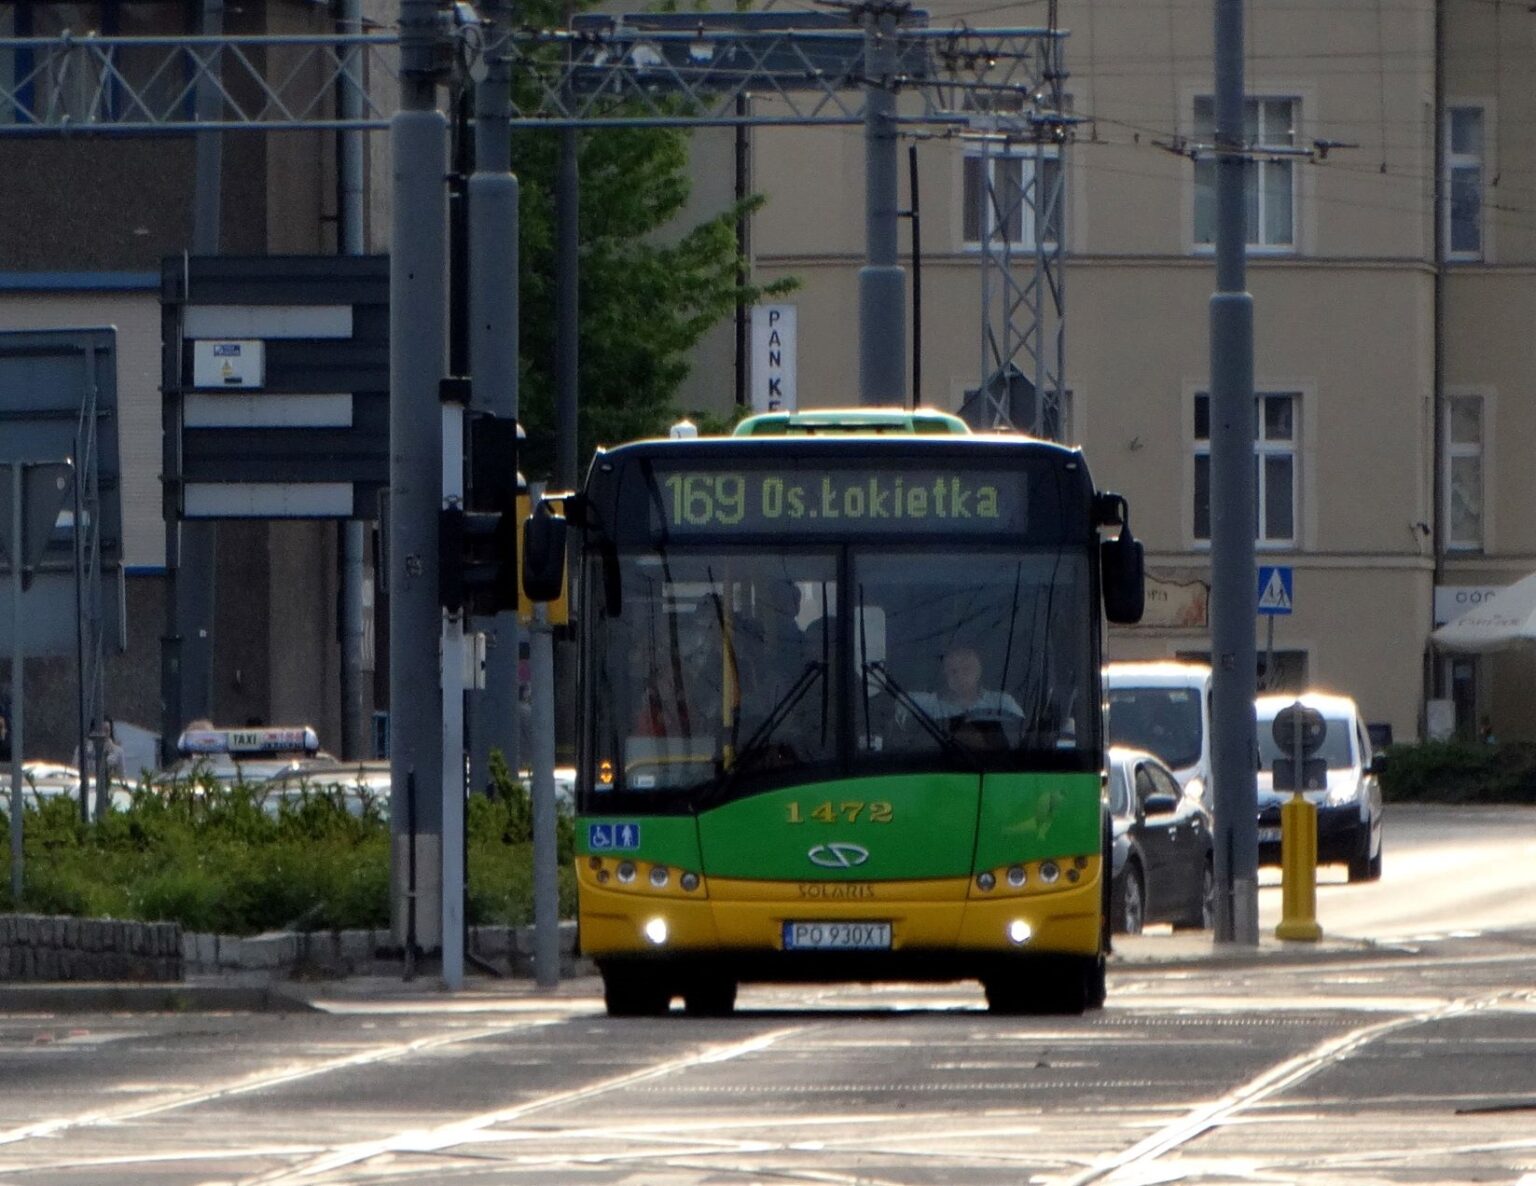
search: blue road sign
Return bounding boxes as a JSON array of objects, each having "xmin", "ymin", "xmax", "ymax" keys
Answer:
[
  {"xmin": 1257, "ymin": 565, "xmax": 1293, "ymax": 615},
  {"xmin": 587, "ymin": 822, "xmax": 642, "ymax": 852}
]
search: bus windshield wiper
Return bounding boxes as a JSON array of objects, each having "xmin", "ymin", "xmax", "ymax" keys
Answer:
[
  {"xmin": 701, "ymin": 660, "xmax": 825, "ymax": 804},
  {"xmin": 863, "ymin": 661, "xmax": 981, "ymax": 771}
]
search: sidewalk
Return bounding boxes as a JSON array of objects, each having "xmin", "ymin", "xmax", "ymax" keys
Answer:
[
  {"xmin": 1, "ymin": 930, "xmax": 1396, "ymax": 1014},
  {"xmin": 1110, "ymin": 927, "xmax": 1386, "ymax": 970}
]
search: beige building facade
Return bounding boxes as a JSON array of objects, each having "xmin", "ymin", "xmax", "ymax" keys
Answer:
[{"xmin": 699, "ymin": 0, "xmax": 1533, "ymax": 744}]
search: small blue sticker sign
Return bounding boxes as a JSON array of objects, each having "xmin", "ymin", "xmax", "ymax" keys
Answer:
[{"xmin": 588, "ymin": 821, "xmax": 642, "ymax": 852}]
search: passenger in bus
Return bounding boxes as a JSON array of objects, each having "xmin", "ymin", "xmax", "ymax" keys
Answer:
[
  {"xmin": 735, "ymin": 579, "xmax": 817, "ymax": 761},
  {"xmin": 632, "ymin": 659, "xmax": 696, "ymax": 739}
]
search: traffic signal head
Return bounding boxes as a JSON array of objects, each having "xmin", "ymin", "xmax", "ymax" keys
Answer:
[{"xmin": 439, "ymin": 502, "xmax": 519, "ymax": 617}]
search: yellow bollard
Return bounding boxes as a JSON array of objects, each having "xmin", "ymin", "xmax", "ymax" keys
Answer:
[{"xmin": 1275, "ymin": 793, "xmax": 1323, "ymax": 941}]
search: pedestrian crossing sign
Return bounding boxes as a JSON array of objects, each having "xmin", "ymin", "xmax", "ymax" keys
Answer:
[{"xmin": 1257, "ymin": 565, "xmax": 1293, "ymax": 615}]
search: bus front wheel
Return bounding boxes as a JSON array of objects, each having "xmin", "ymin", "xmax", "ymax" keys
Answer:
[
  {"xmin": 683, "ymin": 975, "xmax": 738, "ymax": 1017},
  {"xmin": 602, "ymin": 964, "xmax": 672, "ymax": 1017},
  {"xmin": 984, "ymin": 957, "xmax": 1091, "ymax": 1016}
]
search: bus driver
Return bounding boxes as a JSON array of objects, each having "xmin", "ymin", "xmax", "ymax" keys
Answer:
[{"xmin": 919, "ymin": 644, "xmax": 1026, "ymax": 725}]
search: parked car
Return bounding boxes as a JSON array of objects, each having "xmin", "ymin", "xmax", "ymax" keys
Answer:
[
  {"xmin": 262, "ymin": 761, "xmax": 393, "ymax": 818},
  {"xmin": 1106, "ymin": 661, "xmax": 1215, "ymax": 809},
  {"xmin": 1255, "ymin": 691, "xmax": 1384, "ymax": 882},
  {"xmin": 156, "ymin": 725, "xmax": 335, "ymax": 788},
  {"xmin": 0, "ymin": 763, "xmax": 133, "ymax": 819},
  {"xmin": 1107, "ymin": 745, "xmax": 1215, "ymax": 934}
]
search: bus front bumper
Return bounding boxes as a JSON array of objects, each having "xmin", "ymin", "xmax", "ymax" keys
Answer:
[{"xmin": 577, "ymin": 867, "xmax": 1103, "ymax": 970}]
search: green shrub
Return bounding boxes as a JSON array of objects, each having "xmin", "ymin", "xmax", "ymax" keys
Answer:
[
  {"xmin": 2, "ymin": 778, "xmax": 565, "ymax": 933},
  {"xmin": 1381, "ymin": 740, "xmax": 1536, "ymax": 804}
]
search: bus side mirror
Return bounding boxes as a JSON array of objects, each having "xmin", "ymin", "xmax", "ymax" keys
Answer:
[
  {"xmin": 1098, "ymin": 490, "xmax": 1145, "ymax": 626},
  {"xmin": 1102, "ymin": 527, "xmax": 1144, "ymax": 624},
  {"xmin": 522, "ymin": 500, "xmax": 568, "ymax": 603}
]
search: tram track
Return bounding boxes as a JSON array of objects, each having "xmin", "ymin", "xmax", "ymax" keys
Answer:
[
  {"xmin": 1057, "ymin": 987, "xmax": 1536, "ymax": 1185},
  {"xmin": 0, "ymin": 1015, "xmax": 565, "ymax": 1153}
]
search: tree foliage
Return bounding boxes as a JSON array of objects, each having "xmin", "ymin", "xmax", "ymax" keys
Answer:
[{"xmin": 501, "ymin": 10, "xmax": 795, "ymax": 480}]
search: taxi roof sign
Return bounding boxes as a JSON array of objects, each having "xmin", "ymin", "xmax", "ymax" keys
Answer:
[{"xmin": 177, "ymin": 725, "xmax": 321, "ymax": 756}]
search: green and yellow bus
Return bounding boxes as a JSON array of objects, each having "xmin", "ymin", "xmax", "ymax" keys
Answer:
[{"xmin": 526, "ymin": 409, "xmax": 1144, "ymax": 1015}]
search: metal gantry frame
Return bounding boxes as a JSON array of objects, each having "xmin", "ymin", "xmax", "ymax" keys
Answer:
[
  {"xmin": 0, "ymin": 20, "xmax": 1071, "ymax": 440},
  {"xmin": 1, "ymin": 10, "xmax": 1075, "ymax": 981}
]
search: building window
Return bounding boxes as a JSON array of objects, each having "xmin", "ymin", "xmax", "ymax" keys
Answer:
[
  {"xmin": 1444, "ymin": 394, "xmax": 1483, "ymax": 550},
  {"xmin": 2, "ymin": 4, "xmax": 196, "ymax": 126},
  {"xmin": 962, "ymin": 149, "xmax": 1061, "ymax": 249},
  {"xmin": 1445, "ymin": 106, "xmax": 1484, "ymax": 259},
  {"xmin": 1193, "ymin": 97, "xmax": 1296, "ymax": 250},
  {"xmin": 1193, "ymin": 393, "xmax": 1297, "ymax": 546}
]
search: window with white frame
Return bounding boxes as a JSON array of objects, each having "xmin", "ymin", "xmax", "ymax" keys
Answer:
[
  {"xmin": 2, "ymin": 3, "xmax": 196, "ymax": 126},
  {"xmin": 1444, "ymin": 394, "xmax": 1484, "ymax": 550},
  {"xmin": 1193, "ymin": 392, "xmax": 1298, "ymax": 546},
  {"xmin": 1445, "ymin": 106, "xmax": 1484, "ymax": 259},
  {"xmin": 962, "ymin": 149, "xmax": 1062, "ymax": 248},
  {"xmin": 1193, "ymin": 96, "xmax": 1296, "ymax": 250}
]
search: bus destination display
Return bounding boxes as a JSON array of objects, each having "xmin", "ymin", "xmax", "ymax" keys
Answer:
[{"xmin": 652, "ymin": 468, "xmax": 1027, "ymax": 535}]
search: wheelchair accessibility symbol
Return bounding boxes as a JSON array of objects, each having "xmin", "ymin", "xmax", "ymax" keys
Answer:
[{"xmin": 588, "ymin": 822, "xmax": 642, "ymax": 852}]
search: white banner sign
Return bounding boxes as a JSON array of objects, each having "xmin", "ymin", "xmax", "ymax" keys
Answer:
[
  {"xmin": 751, "ymin": 304, "xmax": 797, "ymax": 413},
  {"xmin": 1434, "ymin": 584, "xmax": 1505, "ymax": 626}
]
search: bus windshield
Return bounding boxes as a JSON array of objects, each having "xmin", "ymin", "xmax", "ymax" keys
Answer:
[
  {"xmin": 585, "ymin": 545, "xmax": 1096, "ymax": 807},
  {"xmin": 852, "ymin": 549, "xmax": 1093, "ymax": 762},
  {"xmin": 589, "ymin": 550, "xmax": 840, "ymax": 802}
]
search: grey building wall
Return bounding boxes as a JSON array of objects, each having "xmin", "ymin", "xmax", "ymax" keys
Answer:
[{"xmin": 1, "ymin": 0, "xmax": 370, "ymax": 762}]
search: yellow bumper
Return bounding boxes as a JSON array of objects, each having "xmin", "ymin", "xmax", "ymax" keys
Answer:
[{"xmin": 577, "ymin": 859, "xmax": 1102, "ymax": 960}]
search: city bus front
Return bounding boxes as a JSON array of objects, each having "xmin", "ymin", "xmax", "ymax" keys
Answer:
[{"xmin": 565, "ymin": 437, "xmax": 1137, "ymax": 1015}]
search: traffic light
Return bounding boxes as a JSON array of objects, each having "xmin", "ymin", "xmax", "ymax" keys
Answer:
[
  {"xmin": 439, "ymin": 501, "xmax": 519, "ymax": 617},
  {"xmin": 437, "ymin": 412, "xmax": 522, "ymax": 616}
]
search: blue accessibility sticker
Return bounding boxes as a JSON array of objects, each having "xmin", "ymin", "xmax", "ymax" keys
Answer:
[{"xmin": 588, "ymin": 821, "xmax": 642, "ymax": 852}]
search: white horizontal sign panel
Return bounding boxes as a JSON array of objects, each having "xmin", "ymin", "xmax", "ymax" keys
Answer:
[
  {"xmin": 184, "ymin": 482, "xmax": 353, "ymax": 518},
  {"xmin": 184, "ymin": 393, "xmax": 353, "ymax": 428},
  {"xmin": 185, "ymin": 304, "xmax": 353, "ymax": 340},
  {"xmin": 192, "ymin": 339, "xmax": 264, "ymax": 388}
]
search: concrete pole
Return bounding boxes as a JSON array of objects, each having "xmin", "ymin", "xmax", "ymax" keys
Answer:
[
  {"xmin": 389, "ymin": 0, "xmax": 449, "ymax": 959},
  {"xmin": 553, "ymin": 12, "xmax": 580, "ymax": 768},
  {"xmin": 9, "ymin": 465, "xmax": 23, "ymax": 904},
  {"xmin": 165, "ymin": 0, "xmax": 225, "ymax": 755},
  {"xmin": 1208, "ymin": 0, "xmax": 1259, "ymax": 946},
  {"xmin": 441, "ymin": 403, "xmax": 465, "ymax": 990},
  {"xmin": 339, "ymin": 0, "xmax": 369, "ymax": 761},
  {"xmin": 468, "ymin": 0, "xmax": 521, "ymax": 796},
  {"xmin": 531, "ymin": 607, "xmax": 559, "ymax": 986},
  {"xmin": 858, "ymin": 5, "xmax": 906, "ymax": 407}
]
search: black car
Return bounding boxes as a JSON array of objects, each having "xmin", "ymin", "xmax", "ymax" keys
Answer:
[{"xmin": 1107, "ymin": 746, "xmax": 1215, "ymax": 933}]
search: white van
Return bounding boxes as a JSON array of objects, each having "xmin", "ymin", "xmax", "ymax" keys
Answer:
[
  {"xmin": 1255, "ymin": 691, "xmax": 1384, "ymax": 882},
  {"xmin": 1104, "ymin": 662, "xmax": 1214, "ymax": 807}
]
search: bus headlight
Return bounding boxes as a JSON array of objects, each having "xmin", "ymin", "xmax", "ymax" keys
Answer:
[
  {"xmin": 1006, "ymin": 865, "xmax": 1027, "ymax": 887},
  {"xmin": 649, "ymin": 865, "xmax": 670, "ymax": 888},
  {"xmin": 976, "ymin": 871, "xmax": 997, "ymax": 891},
  {"xmin": 643, "ymin": 917, "xmax": 669, "ymax": 945},
  {"xmin": 679, "ymin": 872, "xmax": 701, "ymax": 892},
  {"xmin": 617, "ymin": 861, "xmax": 637, "ymax": 884},
  {"xmin": 1038, "ymin": 861, "xmax": 1061, "ymax": 884},
  {"xmin": 1007, "ymin": 919, "xmax": 1033, "ymax": 945}
]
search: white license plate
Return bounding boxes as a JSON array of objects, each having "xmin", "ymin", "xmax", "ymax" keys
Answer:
[
  {"xmin": 1258, "ymin": 826, "xmax": 1282, "ymax": 843},
  {"xmin": 783, "ymin": 921, "xmax": 892, "ymax": 950}
]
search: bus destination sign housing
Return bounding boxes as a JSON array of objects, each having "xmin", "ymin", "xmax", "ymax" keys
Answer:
[{"xmin": 650, "ymin": 466, "xmax": 1028, "ymax": 536}]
